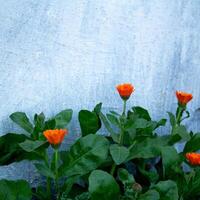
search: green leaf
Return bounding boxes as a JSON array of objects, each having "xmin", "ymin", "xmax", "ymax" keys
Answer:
[
  {"xmin": 19, "ymin": 140, "xmax": 47, "ymax": 152},
  {"xmin": 33, "ymin": 186, "xmax": 50, "ymax": 200},
  {"xmin": 64, "ymin": 192, "xmax": 90, "ymax": 200},
  {"xmin": 0, "ymin": 133, "xmax": 44, "ymax": 165},
  {"xmin": 156, "ymin": 118, "xmax": 167, "ymax": 128},
  {"xmin": 138, "ymin": 190, "xmax": 160, "ymax": 200},
  {"xmin": 184, "ymin": 133, "xmax": 200, "ymax": 153},
  {"xmin": 98, "ymin": 112, "xmax": 119, "ymax": 143},
  {"xmin": 110, "ymin": 144, "xmax": 129, "ymax": 165},
  {"xmin": 118, "ymin": 168, "xmax": 135, "ymax": 185},
  {"xmin": 169, "ymin": 125, "xmax": 191, "ymax": 144},
  {"xmin": 167, "ymin": 112, "xmax": 176, "ymax": 128},
  {"xmin": 32, "ymin": 113, "xmax": 45, "ymax": 139},
  {"xmin": 55, "ymin": 109, "xmax": 73, "ymax": 128},
  {"xmin": 123, "ymin": 128, "xmax": 136, "ymax": 146},
  {"xmin": 10, "ymin": 112, "xmax": 33, "ymax": 134},
  {"xmin": 79, "ymin": 110, "xmax": 101, "ymax": 136},
  {"xmin": 127, "ymin": 136, "xmax": 169, "ymax": 160},
  {"xmin": 74, "ymin": 192, "xmax": 90, "ymax": 200},
  {"xmin": 118, "ymin": 168, "xmax": 137, "ymax": 199},
  {"xmin": 0, "ymin": 179, "xmax": 32, "ymax": 200},
  {"xmin": 93, "ymin": 103, "xmax": 102, "ymax": 115},
  {"xmin": 0, "ymin": 133, "xmax": 26, "ymax": 165},
  {"xmin": 161, "ymin": 146, "xmax": 181, "ymax": 176},
  {"xmin": 89, "ymin": 170, "xmax": 120, "ymax": 200},
  {"xmin": 110, "ymin": 111, "xmax": 120, "ymax": 116},
  {"xmin": 185, "ymin": 169, "xmax": 200, "ymax": 198},
  {"xmin": 106, "ymin": 114, "xmax": 120, "ymax": 126},
  {"xmin": 59, "ymin": 134, "xmax": 109, "ymax": 177},
  {"xmin": 34, "ymin": 163, "xmax": 55, "ymax": 179},
  {"xmin": 34, "ymin": 112, "xmax": 45, "ymax": 126},
  {"xmin": 168, "ymin": 134, "xmax": 182, "ymax": 145},
  {"xmin": 125, "ymin": 118, "xmax": 159, "ymax": 138},
  {"xmin": 44, "ymin": 119, "xmax": 56, "ymax": 130},
  {"xmin": 138, "ymin": 167, "xmax": 159, "ymax": 183},
  {"xmin": 131, "ymin": 118, "xmax": 150, "ymax": 129},
  {"xmin": 132, "ymin": 106, "xmax": 151, "ymax": 121},
  {"xmin": 60, "ymin": 175, "xmax": 80, "ymax": 197},
  {"xmin": 152, "ymin": 180, "xmax": 179, "ymax": 200}
]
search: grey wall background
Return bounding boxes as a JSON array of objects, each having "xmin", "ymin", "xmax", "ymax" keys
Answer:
[{"xmin": 0, "ymin": 0, "xmax": 200, "ymax": 184}]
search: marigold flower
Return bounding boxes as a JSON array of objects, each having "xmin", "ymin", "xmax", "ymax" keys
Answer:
[
  {"xmin": 116, "ymin": 83, "xmax": 134, "ymax": 100},
  {"xmin": 43, "ymin": 129, "xmax": 67, "ymax": 145},
  {"xmin": 176, "ymin": 91, "xmax": 193, "ymax": 106},
  {"xmin": 186, "ymin": 152, "xmax": 200, "ymax": 165}
]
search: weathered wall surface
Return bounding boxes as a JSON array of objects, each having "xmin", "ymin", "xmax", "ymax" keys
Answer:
[{"xmin": 0, "ymin": 0, "xmax": 200, "ymax": 183}]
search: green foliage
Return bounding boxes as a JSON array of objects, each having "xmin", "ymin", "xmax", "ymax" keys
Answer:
[
  {"xmin": 33, "ymin": 112, "xmax": 45, "ymax": 139},
  {"xmin": 98, "ymin": 111, "xmax": 119, "ymax": 143},
  {"xmin": 161, "ymin": 146, "xmax": 182, "ymax": 177},
  {"xmin": 152, "ymin": 180, "xmax": 179, "ymax": 200},
  {"xmin": 33, "ymin": 186, "xmax": 51, "ymax": 200},
  {"xmin": 61, "ymin": 192, "xmax": 90, "ymax": 200},
  {"xmin": 0, "ymin": 133, "xmax": 43, "ymax": 165},
  {"xmin": 183, "ymin": 169, "xmax": 200, "ymax": 199},
  {"xmin": 78, "ymin": 109, "xmax": 101, "ymax": 136},
  {"xmin": 184, "ymin": 133, "xmax": 200, "ymax": 153},
  {"xmin": 127, "ymin": 136, "xmax": 169, "ymax": 160},
  {"xmin": 10, "ymin": 112, "xmax": 33, "ymax": 134},
  {"xmin": 0, "ymin": 109, "xmax": 73, "ymax": 167},
  {"xmin": 171, "ymin": 125, "xmax": 190, "ymax": 142},
  {"xmin": 0, "ymin": 95, "xmax": 200, "ymax": 200},
  {"xmin": 59, "ymin": 134, "xmax": 109, "ymax": 177},
  {"xmin": 0, "ymin": 179, "xmax": 32, "ymax": 200},
  {"xmin": 34, "ymin": 163, "xmax": 55, "ymax": 179},
  {"xmin": 132, "ymin": 106, "xmax": 151, "ymax": 121},
  {"xmin": 89, "ymin": 170, "xmax": 120, "ymax": 200},
  {"xmin": 138, "ymin": 190, "xmax": 160, "ymax": 200},
  {"xmin": 167, "ymin": 112, "xmax": 176, "ymax": 128},
  {"xmin": 118, "ymin": 168, "xmax": 135, "ymax": 184},
  {"xmin": 0, "ymin": 133, "xmax": 26, "ymax": 165},
  {"xmin": 55, "ymin": 109, "xmax": 73, "ymax": 128},
  {"xmin": 10, "ymin": 109, "xmax": 72, "ymax": 140},
  {"xmin": 44, "ymin": 119, "xmax": 56, "ymax": 130},
  {"xmin": 118, "ymin": 168, "xmax": 137, "ymax": 199},
  {"xmin": 110, "ymin": 144, "xmax": 129, "ymax": 165},
  {"xmin": 19, "ymin": 140, "xmax": 47, "ymax": 152}
]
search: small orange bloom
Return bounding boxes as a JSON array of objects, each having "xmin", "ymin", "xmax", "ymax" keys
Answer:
[
  {"xmin": 186, "ymin": 152, "xmax": 200, "ymax": 165},
  {"xmin": 176, "ymin": 91, "xmax": 193, "ymax": 105},
  {"xmin": 43, "ymin": 129, "xmax": 67, "ymax": 145},
  {"xmin": 116, "ymin": 83, "xmax": 134, "ymax": 100}
]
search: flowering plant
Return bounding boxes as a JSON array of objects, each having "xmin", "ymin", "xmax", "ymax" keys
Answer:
[{"xmin": 0, "ymin": 84, "xmax": 199, "ymax": 200}]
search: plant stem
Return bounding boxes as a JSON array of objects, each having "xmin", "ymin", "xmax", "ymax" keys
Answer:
[
  {"xmin": 110, "ymin": 163, "xmax": 116, "ymax": 176},
  {"xmin": 123, "ymin": 100, "xmax": 127, "ymax": 116},
  {"xmin": 54, "ymin": 148, "xmax": 59, "ymax": 196},
  {"xmin": 176, "ymin": 105, "xmax": 185, "ymax": 126},
  {"xmin": 110, "ymin": 100, "xmax": 127, "ymax": 176},
  {"xmin": 119, "ymin": 100, "xmax": 127, "ymax": 145},
  {"xmin": 44, "ymin": 152, "xmax": 51, "ymax": 199}
]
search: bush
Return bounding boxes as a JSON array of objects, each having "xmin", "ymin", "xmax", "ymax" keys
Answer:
[{"xmin": 0, "ymin": 84, "xmax": 198, "ymax": 200}]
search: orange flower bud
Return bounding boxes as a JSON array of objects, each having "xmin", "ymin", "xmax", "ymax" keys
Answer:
[
  {"xmin": 43, "ymin": 129, "xmax": 68, "ymax": 145},
  {"xmin": 116, "ymin": 83, "xmax": 134, "ymax": 100},
  {"xmin": 176, "ymin": 91, "xmax": 193, "ymax": 106},
  {"xmin": 186, "ymin": 152, "xmax": 200, "ymax": 165}
]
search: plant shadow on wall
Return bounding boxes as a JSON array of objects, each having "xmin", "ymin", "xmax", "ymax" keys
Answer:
[{"xmin": 0, "ymin": 83, "xmax": 200, "ymax": 200}]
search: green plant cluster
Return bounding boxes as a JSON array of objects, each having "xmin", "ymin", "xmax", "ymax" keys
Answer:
[{"xmin": 0, "ymin": 95, "xmax": 199, "ymax": 200}]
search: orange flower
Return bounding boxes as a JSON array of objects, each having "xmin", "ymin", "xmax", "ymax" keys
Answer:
[
  {"xmin": 186, "ymin": 152, "xmax": 200, "ymax": 165},
  {"xmin": 176, "ymin": 91, "xmax": 193, "ymax": 106},
  {"xmin": 116, "ymin": 83, "xmax": 134, "ymax": 100},
  {"xmin": 43, "ymin": 129, "xmax": 68, "ymax": 145}
]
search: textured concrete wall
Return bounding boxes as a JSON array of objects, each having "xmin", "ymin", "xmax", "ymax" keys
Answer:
[{"xmin": 0, "ymin": 0, "xmax": 200, "ymax": 183}]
